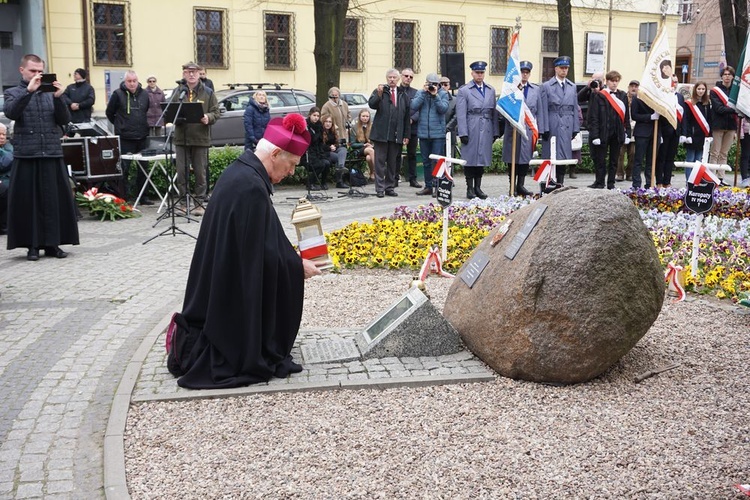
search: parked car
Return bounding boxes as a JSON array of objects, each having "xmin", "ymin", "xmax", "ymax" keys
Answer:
[
  {"xmin": 211, "ymin": 84, "xmax": 316, "ymax": 147},
  {"xmin": 341, "ymin": 92, "xmax": 375, "ymax": 122}
]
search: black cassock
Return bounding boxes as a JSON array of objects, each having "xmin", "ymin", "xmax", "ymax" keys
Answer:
[{"xmin": 175, "ymin": 149, "xmax": 304, "ymax": 389}]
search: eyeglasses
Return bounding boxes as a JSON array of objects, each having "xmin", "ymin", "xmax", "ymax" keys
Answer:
[
  {"xmin": 402, "ymin": 75, "xmax": 414, "ymax": 79},
  {"xmin": 147, "ymin": 79, "xmax": 156, "ymax": 83}
]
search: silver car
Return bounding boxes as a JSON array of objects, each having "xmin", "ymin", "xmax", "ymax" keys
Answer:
[
  {"xmin": 211, "ymin": 85, "xmax": 316, "ymax": 147},
  {"xmin": 341, "ymin": 92, "xmax": 375, "ymax": 122}
]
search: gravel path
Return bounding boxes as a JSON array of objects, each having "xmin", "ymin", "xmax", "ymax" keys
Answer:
[{"xmin": 125, "ymin": 270, "xmax": 750, "ymax": 498}]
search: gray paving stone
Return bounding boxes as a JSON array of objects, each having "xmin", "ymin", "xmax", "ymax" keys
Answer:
[
  {"xmin": 15, "ymin": 482, "xmax": 43, "ymax": 498},
  {"xmin": 45, "ymin": 480, "xmax": 75, "ymax": 494}
]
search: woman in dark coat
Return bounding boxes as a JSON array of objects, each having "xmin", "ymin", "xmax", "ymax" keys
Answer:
[
  {"xmin": 243, "ymin": 90, "xmax": 271, "ymax": 150},
  {"xmin": 303, "ymin": 107, "xmax": 330, "ymax": 189}
]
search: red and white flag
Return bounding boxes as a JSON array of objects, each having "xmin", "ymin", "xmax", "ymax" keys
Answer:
[
  {"xmin": 431, "ymin": 158, "xmax": 453, "ymax": 181},
  {"xmin": 532, "ymin": 159, "xmax": 556, "ymax": 186}
]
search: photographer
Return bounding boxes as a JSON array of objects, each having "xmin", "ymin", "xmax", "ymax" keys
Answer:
[
  {"xmin": 577, "ymin": 71, "xmax": 604, "ymax": 128},
  {"xmin": 410, "ymin": 73, "xmax": 449, "ymax": 195}
]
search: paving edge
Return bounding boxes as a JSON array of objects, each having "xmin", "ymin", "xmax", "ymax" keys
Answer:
[
  {"xmin": 103, "ymin": 307, "xmax": 497, "ymax": 499},
  {"xmin": 104, "ymin": 302, "xmax": 178, "ymax": 500}
]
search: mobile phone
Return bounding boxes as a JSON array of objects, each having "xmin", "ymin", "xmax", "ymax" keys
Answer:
[{"xmin": 39, "ymin": 73, "xmax": 57, "ymax": 92}]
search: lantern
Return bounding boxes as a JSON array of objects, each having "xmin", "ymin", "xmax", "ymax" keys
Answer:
[{"xmin": 290, "ymin": 198, "xmax": 333, "ymax": 269}]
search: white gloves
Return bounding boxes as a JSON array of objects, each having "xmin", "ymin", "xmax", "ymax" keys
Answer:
[
  {"xmin": 624, "ymin": 137, "xmax": 631, "ymax": 145},
  {"xmin": 678, "ymin": 136, "xmax": 687, "ymax": 144},
  {"xmin": 592, "ymin": 138, "xmax": 601, "ymax": 146},
  {"xmin": 686, "ymin": 137, "xmax": 693, "ymax": 144},
  {"xmin": 650, "ymin": 112, "xmax": 659, "ymax": 120}
]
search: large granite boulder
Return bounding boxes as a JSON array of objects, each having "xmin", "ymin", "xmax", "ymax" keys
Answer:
[{"xmin": 443, "ymin": 188, "xmax": 664, "ymax": 384}]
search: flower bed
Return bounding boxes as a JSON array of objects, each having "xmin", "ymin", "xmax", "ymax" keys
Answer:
[
  {"xmin": 326, "ymin": 191, "xmax": 749, "ymax": 303},
  {"xmin": 76, "ymin": 188, "xmax": 140, "ymax": 221}
]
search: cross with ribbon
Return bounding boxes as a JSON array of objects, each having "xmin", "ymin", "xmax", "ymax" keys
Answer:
[
  {"xmin": 530, "ymin": 136, "xmax": 578, "ymax": 191},
  {"xmin": 664, "ymin": 263, "xmax": 685, "ymax": 302}
]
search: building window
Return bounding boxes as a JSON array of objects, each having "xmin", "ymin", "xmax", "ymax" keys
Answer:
[
  {"xmin": 678, "ymin": 0, "xmax": 696, "ymax": 23},
  {"xmin": 438, "ymin": 22, "xmax": 463, "ymax": 56},
  {"xmin": 341, "ymin": 17, "xmax": 364, "ymax": 71},
  {"xmin": 694, "ymin": 33, "xmax": 705, "ymax": 77},
  {"xmin": 0, "ymin": 32, "xmax": 12, "ymax": 49},
  {"xmin": 490, "ymin": 26, "xmax": 510, "ymax": 75},
  {"xmin": 394, "ymin": 20, "xmax": 419, "ymax": 72},
  {"xmin": 195, "ymin": 9, "xmax": 226, "ymax": 68},
  {"xmin": 639, "ymin": 22, "xmax": 658, "ymax": 52},
  {"xmin": 92, "ymin": 2, "xmax": 129, "ymax": 65},
  {"xmin": 542, "ymin": 28, "xmax": 559, "ymax": 53},
  {"xmin": 265, "ymin": 12, "xmax": 295, "ymax": 70}
]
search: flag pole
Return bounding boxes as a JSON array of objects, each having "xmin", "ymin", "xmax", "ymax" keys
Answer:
[
  {"xmin": 511, "ymin": 131, "xmax": 517, "ymax": 196},
  {"xmin": 651, "ymin": 121, "xmax": 659, "ymax": 188},
  {"xmin": 734, "ymin": 119, "xmax": 741, "ymax": 187}
]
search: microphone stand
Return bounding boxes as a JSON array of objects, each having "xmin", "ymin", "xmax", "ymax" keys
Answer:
[{"xmin": 143, "ymin": 86, "xmax": 197, "ymax": 244}]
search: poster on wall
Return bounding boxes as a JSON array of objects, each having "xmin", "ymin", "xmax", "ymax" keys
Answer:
[{"xmin": 585, "ymin": 32, "xmax": 606, "ymax": 75}]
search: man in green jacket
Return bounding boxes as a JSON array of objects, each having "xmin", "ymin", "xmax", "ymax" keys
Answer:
[{"xmin": 171, "ymin": 61, "xmax": 220, "ymax": 216}]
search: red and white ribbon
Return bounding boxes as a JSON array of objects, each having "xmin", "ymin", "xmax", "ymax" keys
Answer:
[
  {"xmin": 418, "ymin": 245, "xmax": 454, "ymax": 281},
  {"xmin": 601, "ymin": 91, "xmax": 626, "ymax": 123},
  {"xmin": 711, "ymin": 86, "xmax": 729, "ymax": 106},
  {"xmin": 431, "ymin": 158, "xmax": 454, "ymax": 181},
  {"xmin": 687, "ymin": 163, "xmax": 721, "ymax": 185},
  {"xmin": 664, "ymin": 263, "xmax": 685, "ymax": 302},
  {"xmin": 532, "ymin": 159, "xmax": 556, "ymax": 187},
  {"xmin": 685, "ymin": 100, "xmax": 711, "ymax": 137}
]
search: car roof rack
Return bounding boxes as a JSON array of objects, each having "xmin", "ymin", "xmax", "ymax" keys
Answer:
[{"xmin": 223, "ymin": 82, "xmax": 287, "ymax": 90}]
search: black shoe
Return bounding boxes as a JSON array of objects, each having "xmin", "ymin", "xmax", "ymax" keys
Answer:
[
  {"xmin": 516, "ymin": 186, "xmax": 533, "ymax": 197},
  {"xmin": 416, "ymin": 187, "xmax": 432, "ymax": 195},
  {"xmin": 385, "ymin": 189, "xmax": 398, "ymax": 197},
  {"xmin": 376, "ymin": 191, "xmax": 385, "ymax": 198},
  {"xmin": 587, "ymin": 183, "xmax": 604, "ymax": 189},
  {"xmin": 140, "ymin": 197, "xmax": 155, "ymax": 206},
  {"xmin": 409, "ymin": 180, "xmax": 422, "ymax": 188},
  {"xmin": 607, "ymin": 184, "xmax": 616, "ymax": 190},
  {"xmin": 336, "ymin": 181, "xmax": 349, "ymax": 189},
  {"xmin": 44, "ymin": 246, "xmax": 67, "ymax": 259},
  {"xmin": 27, "ymin": 248, "xmax": 39, "ymax": 261},
  {"xmin": 474, "ymin": 187, "xmax": 488, "ymax": 199},
  {"xmin": 320, "ymin": 183, "xmax": 329, "ymax": 190}
]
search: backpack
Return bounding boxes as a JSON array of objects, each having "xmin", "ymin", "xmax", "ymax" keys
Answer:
[{"xmin": 348, "ymin": 169, "xmax": 367, "ymax": 187}]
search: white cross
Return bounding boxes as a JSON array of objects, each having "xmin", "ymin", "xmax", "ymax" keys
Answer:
[
  {"xmin": 429, "ymin": 132, "xmax": 468, "ymax": 262},
  {"xmin": 529, "ymin": 136, "xmax": 578, "ymax": 185},
  {"xmin": 673, "ymin": 137, "xmax": 732, "ymax": 177}
]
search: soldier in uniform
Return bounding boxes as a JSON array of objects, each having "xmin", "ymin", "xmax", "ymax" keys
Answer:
[
  {"xmin": 502, "ymin": 60, "xmax": 546, "ymax": 197},
  {"xmin": 456, "ymin": 60, "xmax": 499, "ymax": 199},
  {"xmin": 540, "ymin": 56, "xmax": 580, "ymax": 187}
]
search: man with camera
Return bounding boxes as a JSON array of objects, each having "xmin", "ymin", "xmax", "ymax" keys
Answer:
[
  {"xmin": 411, "ymin": 73, "xmax": 449, "ymax": 196},
  {"xmin": 4, "ymin": 54, "xmax": 78, "ymax": 261}
]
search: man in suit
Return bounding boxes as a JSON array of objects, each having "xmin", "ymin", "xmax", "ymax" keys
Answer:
[
  {"xmin": 368, "ymin": 68, "xmax": 411, "ymax": 198},
  {"xmin": 655, "ymin": 74, "xmax": 685, "ymax": 188},
  {"xmin": 456, "ymin": 60, "xmax": 499, "ymax": 199},
  {"xmin": 630, "ymin": 94, "xmax": 659, "ymax": 189},
  {"xmin": 540, "ymin": 56, "xmax": 580, "ymax": 187},
  {"xmin": 616, "ymin": 80, "xmax": 639, "ymax": 181},
  {"xmin": 502, "ymin": 60, "xmax": 547, "ymax": 197},
  {"xmin": 587, "ymin": 70, "xmax": 631, "ymax": 189}
]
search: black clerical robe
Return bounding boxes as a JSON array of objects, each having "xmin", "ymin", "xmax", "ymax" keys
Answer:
[{"xmin": 174, "ymin": 149, "xmax": 304, "ymax": 389}]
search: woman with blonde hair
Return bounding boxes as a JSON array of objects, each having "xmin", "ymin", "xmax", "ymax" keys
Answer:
[
  {"xmin": 349, "ymin": 109, "xmax": 376, "ymax": 181},
  {"xmin": 321, "ymin": 113, "xmax": 349, "ymax": 188},
  {"xmin": 243, "ymin": 90, "xmax": 270, "ymax": 150}
]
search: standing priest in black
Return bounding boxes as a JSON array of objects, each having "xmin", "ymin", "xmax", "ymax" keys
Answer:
[{"xmin": 168, "ymin": 114, "xmax": 322, "ymax": 389}]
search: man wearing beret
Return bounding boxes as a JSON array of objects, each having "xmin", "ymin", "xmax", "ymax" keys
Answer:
[
  {"xmin": 456, "ymin": 60, "xmax": 499, "ymax": 199},
  {"xmin": 170, "ymin": 61, "xmax": 220, "ymax": 216},
  {"xmin": 502, "ymin": 60, "xmax": 546, "ymax": 197},
  {"xmin": 168, "ymin": 114, "xmax": 323, "ymax": 389},
  {"xmin": 540, "ymin": 56, "xmax": 581, "ymax": 187}
]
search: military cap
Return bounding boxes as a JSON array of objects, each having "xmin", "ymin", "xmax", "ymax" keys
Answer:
[
  {"xmin": 553, "ymin": 56, "xmax": 571, "ymax": 67},
  {"xmin": 470, "ymin": 61, "xmax": 488, "ymax": 71},
  {"xmin": 519, "ymin": 61, "xmax": 533, "ymax": 71}
]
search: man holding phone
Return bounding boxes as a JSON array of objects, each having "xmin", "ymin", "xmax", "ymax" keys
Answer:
[{"xmin": 3, "ymin": 54, "xmax": 79, "ymax": 261}]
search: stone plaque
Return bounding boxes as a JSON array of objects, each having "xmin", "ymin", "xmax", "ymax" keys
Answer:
[
  {"xmin": 301, "ymin": 338, "xmax": 361, "ymax": 364},
  {"xmin": 505, "ymin": 203, "xmax": 547, "ymax": 259},
  {"xmin": 459, "ymin": 250, "xmax": 490, "ymax": 288}
]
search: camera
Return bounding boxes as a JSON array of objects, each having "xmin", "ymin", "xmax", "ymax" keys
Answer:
[
  {"xmin": 591, "ymin": 80, "xmax": 599, "ymax": 89},
  {"xmin": 339, "ymin": 138, "xmax": 347, "ymax": 146},
  {"xmin": 428, "ymin": 84, "xmax": 436, "ymax": 92}
]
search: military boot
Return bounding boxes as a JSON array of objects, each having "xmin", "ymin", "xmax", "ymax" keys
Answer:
[
  {"xmin": 474, "ymin": 175, "xmax": 488, "ymax": 199},
  {"xmin": 466, "ymin": 177, "xmax": 476, "ymax": 199}
]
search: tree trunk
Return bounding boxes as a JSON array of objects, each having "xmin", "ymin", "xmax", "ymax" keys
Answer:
[
  {"xmin": 557, "ymin": 0, "xmax": 575, "ymax": 82},
  {"xmin": 313, "ymin": 0, "xmax": 349, "ymax": 106},
  {"xmin": 719, "ymin": 0, "xmax": 748, "ymax": 69}
]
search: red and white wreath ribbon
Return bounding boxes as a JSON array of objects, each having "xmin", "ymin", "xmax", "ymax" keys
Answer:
[
  {"xmin": 418, "ymin": 245, "xmax": 454, "ymax": 281},
  {"xmin": 665, "ymin": 263, "xmax": 685, "ymax": 302}
]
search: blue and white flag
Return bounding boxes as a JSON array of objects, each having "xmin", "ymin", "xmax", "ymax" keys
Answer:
[{"xmin": 496, "ymin": 31, "xmax": 527, "ymax": 139}]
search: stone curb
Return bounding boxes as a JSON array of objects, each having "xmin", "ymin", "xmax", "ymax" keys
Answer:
[{"xmin": 103, "ymin": 302, "xmax": 178, "ymax": 500}]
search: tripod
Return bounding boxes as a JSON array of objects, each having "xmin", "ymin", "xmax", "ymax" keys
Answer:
[{"xmin": 143, "ymin": 94, "xmax": 198, "ymax": 243}]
